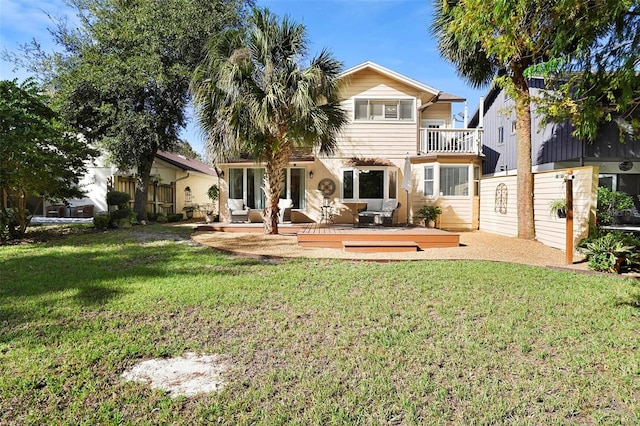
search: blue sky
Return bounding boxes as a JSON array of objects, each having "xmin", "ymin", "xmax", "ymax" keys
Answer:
[{"xmin": 1, "ymin": 0, "xmax": 487, "ymax": 156}]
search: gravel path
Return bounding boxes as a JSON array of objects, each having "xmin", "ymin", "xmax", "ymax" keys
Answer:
[{"xmin": 192, "ymin": 230, "xmax": 590, "ymax": 271}]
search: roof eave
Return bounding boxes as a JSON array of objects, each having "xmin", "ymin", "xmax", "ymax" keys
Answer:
[{"xmin": 340, "ymin": 61, "xmax": 441, "ymax": 96}]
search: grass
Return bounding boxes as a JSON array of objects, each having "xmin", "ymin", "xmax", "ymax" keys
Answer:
[{"xmin": 1, "ymin": 224, "xmax": 639, "ymax": 424}]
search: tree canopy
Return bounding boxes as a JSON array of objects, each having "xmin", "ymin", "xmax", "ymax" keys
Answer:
[
  {"xmin": 191, "ymin": 7, "xmax": 348, "ymax": 234},
  {"xmin": 17, "ymin": 0, "xmax": 252, "ymax": 220},
  {"xmin": 431, "ymin": 0, "xmax": 639, "ymax": 240},
  {"xmin": 527, "ymin": 1, "xmax": 640, "ymax": 142},
  {"xmin": 0, "ymin": 78, "xmax": 97, "ymax": 239}
]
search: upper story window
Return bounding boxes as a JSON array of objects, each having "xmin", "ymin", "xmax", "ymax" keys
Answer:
[{"xmin": 354, "ymin": 99, "xmax": 414, "ymax": 121}]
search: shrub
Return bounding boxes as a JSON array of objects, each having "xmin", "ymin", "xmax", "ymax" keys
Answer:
[
  {"xmin": 108, "ymin": 207, "xmax": 137, "ymax": 228},
  {"xmin": 578, "ymin": 232, "xmax": 639, "ymax": 273},
  {"xmin": 596, "ymin": 187, "xmax": 634, "ymax": 225},
  {"xmin": 166, "ymin": 213, "xmax": 183, "ymax": 223},
  {"xmin": 93, "ymin": 214, "xmax": 110, "ymax": 231},
  {"xmin": 1, "ymin": 208, "xmax": 18, "ymax": 241},
  {"xmin": 106, "ymin": 191, "xmax": 131, "ymax": 209},
  {"xmin": 146, "ymin": 212, "xmax": 159, "ymax": 222}
]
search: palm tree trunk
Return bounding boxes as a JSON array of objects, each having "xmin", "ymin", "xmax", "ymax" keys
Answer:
[
  {"xmin": 512, "ymin": 65, "xmax": 535, "ymax": 240},
  {"xmin": 262, "ymin": 145, "xmax": 289, "ymax": 235}
]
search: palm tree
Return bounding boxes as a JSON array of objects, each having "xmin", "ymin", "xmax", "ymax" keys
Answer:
[
  {"xmin": 431, "ymin": 0, "xmax": 538, "ymax": 240},
  {"xmin": 191, "ymin": 8, "xmax": 348, "ymax": 234}
]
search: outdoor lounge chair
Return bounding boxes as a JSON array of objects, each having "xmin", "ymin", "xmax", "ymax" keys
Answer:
[
  {"xmin": 277, "ymin": 198, "xmax": 294, "ymax": 223},
  {"xmin": 227, "ymin": 199, "xmax": 249, "ymax": 222},
  {"xmin": 358, "ymin": 199, "xmax": 400, "ymax": 226},
  {"xmin": 46, "ymin": 204, "xmax": 66, "ymax": 217},
  {"xmin": 72, "ymin": 204, "xmax": 95, "ymax": 218}
]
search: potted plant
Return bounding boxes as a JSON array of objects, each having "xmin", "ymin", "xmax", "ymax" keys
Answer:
[
  {"xmin": 182, "ymin": 204, "xmax": 197, "ymax": 219},
  {"xmin": 549, "ymin": 199, "xmax": 567, "ymax": 218},
  {"xmin": 205, "ymin": 184, "xmax": 220, "ymax": 223},
  {"xmin": 417, "ymin": 204, "xmax": 442, "ymax": 228}
]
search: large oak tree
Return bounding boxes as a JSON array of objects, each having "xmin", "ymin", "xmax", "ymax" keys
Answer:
[{"xmin": 18, "ymin": 0, "xmax": 252, "ymax": 220}]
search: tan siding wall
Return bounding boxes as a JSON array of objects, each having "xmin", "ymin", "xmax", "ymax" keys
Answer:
[
  {"xmin": 480, "ymin": 166, "xmax": 598, "ymax": 250},
  {"xmin": 175, "ymin": 172, "xmax": 218, "ymax": 218},
  {"xmin": 421, "ymin": 103, "xmax": 452, "ymax": 127},
  {"xmin": 479, "ymin": 176, "xmax": 519, "ymax": 236},
  {"xmin": 404, "ymin": 163, "xmax": 477, "ymax": 231},
  {"xmin": 438, "ymin": 198, "xmax": 474, "ymax": 230},
  {"xmin": 342, "ymin": 69, "xmax": 419, "ymax": 99},
  {"xmin": 533, "ymin": 167, "xmax": 597, "ymax": 250},
  {"xmin": 337, "ymin": 69, "xmax": 451, "ymax": 159},
  {"xmin": 338, "ymin": 122, "xmax": 419, "ymax": 158}
]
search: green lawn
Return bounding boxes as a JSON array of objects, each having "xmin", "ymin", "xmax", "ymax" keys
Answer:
[{"xmin": 1, "ymin": 224, "xmax": 639, "ymax": 424}]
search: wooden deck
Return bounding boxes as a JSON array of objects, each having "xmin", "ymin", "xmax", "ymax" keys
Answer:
[
  {"xmin": 297, "ymin": 224, "xmax": 459, "ymax": 250},
  {"xmin": 196, "ymin": 223, "xmax": 460, "ymax": 252}
]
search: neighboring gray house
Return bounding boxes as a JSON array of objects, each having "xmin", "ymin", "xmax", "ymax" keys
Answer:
[{"xmin": 468, "ymin": 78, "xmax": 640, "ymax": 204}]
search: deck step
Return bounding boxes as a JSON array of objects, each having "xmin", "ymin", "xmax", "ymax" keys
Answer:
[{"xmin": 342, "ymin": 240, "xmax": 420, "ymax": 253}]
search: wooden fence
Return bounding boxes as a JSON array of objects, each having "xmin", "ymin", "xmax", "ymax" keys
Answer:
[{"xmin": 113, "ymin": 177, "xmax": 175, "ymax": 214}]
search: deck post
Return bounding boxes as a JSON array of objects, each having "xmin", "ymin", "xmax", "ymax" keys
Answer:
[{"xmin": 565, "ymin": 172, "xmax": 574, "ymax": 265}]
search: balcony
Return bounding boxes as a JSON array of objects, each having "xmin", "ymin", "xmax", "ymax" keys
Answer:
[{"xmin": 419, "ymin": 128, "xmax": 483, "ymax": 155}]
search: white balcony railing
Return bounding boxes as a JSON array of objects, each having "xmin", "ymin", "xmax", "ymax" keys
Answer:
[{"xmin": 419, "ymin": 128, "xmax": 483, "ymax": 155}]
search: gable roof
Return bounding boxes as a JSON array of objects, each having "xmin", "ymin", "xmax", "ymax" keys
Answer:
[
  {"xmin": 155, "ymin": 151, "xmax": 217, "ymax": 176},
  {"xmin": 340, "ymin": 61, "xmax": 442, "ymax": 96}
]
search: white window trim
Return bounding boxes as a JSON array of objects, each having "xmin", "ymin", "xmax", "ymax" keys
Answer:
[
  {"xmin": 353, "ymin": 97, "xmax": 416, "ymax": 123},
  {"xmin": 228, "ymin": 166, "xmax": 307, "ymax": 209},
  {"xmin": 340, "ymin": 166, "xmax": 396, "ymax": 201},
  {"xmin": 423, "ymin": 163, "xmax": 474, "ymax": 199}
]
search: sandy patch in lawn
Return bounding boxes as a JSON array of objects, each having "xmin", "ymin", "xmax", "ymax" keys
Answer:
[
  {"xmin": 192, "ymin": 229, "xmax": 591, "ymax": 270},
  {"xmin": 122, "ymin": 353, "xmax": 229, "ymax": 398}
]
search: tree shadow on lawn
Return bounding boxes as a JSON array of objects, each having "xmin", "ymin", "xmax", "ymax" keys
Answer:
[
  {"xmin": 0, "ymin": 238, "xmax": 269, "ymax": 337},
  {"xmin": 614, "ymin": 288, "xmax": 640, "ymax": 310}
]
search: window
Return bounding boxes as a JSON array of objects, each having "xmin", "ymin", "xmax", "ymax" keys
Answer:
[
  {"xmin": 423, "ymin": 164, "xmax": 471, "ymax": 197},
  {"xmin": 511, "ymin": 120, "xmax": 517, "ymax": 134},
  {"xmin": 343, "ymin": 170, "xmax": 354, "ymax": 199},
  {"xmin": 359, "ymin": 170, "xmax": 384, "ymax": 198},
  {"xmin": 473, "ymin": 166, "xmax": 480, "ymax": 196},
  {"xmin": 440, "ymin": 166, "xmax": 469, "ymax": 196},
  {"xmin": 247, "ymin": 168, "xmax": 265, "ymax": 209},
  {"xmin": 228, "ymin": 168, "xmax": 244, "ymax": 199},
  {"xmin": 341, "ymin": 168, "xmax": 397, "ymax": 200},
  {"xmin": 354, "ymin": 99, "xmax": 414, "ymax": 121},
  {"xmin": 498, "ymin": 126, "xmax": 504, "ymax": 145},
  {"xmin": 388, "ymin": 170, "xmax": 397, "ymax": 199},
  {"xmin": 228, "ymin": 167, "xmax": 306, "ymax": 209},
  {"xmin": 424, "ymin": 166, "xmax": 434, "ymax": 196}
]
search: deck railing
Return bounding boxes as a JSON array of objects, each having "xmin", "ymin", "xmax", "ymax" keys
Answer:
[{"xmin": 419, "ymin": 128, "xmax": 483, "ymax": 155}]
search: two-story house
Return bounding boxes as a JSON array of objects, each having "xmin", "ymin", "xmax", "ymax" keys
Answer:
[{"xmin": 217, "ymin": 61, "xmax": 484, "ymax": 230}]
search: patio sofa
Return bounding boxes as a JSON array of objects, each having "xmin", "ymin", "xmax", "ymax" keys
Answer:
[
  {"xmin": 358, "ymin": 199, "xmax": 400, "ymax": 226},
  {"xmin": 227, "ymin": 199, "xmax": 250, "ymax": 222}
]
